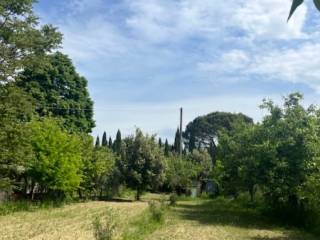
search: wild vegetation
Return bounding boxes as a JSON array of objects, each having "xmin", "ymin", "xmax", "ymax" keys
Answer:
[{"xmin": 1, "ymin": 0, "xmax": 320, "ymax": 239}]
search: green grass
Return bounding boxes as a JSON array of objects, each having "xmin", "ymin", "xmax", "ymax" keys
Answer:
[
  {"xmin": 122, "ymin": 201, "xmax": 167, "ymax": 240},
  {"xmin": 0, "ymin": 200, "xmax": 65, "ymax": 216},
  {"xmin": 1, "ymin": 195, "xmax": 317, "ymax": 240},
  {"xmin": 147, "ymin": 197, "xmax": 318, "ymax": 240}
]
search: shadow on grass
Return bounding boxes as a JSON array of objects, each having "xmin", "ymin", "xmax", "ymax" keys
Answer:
[{"xmin": 173, "ymin": 199, "xmax": 316, "ymax": 240}]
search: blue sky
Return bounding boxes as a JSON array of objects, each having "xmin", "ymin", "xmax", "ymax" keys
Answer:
[{"xmin": 35, "ymin": 0, "xmax": 320, "ymax": 142}]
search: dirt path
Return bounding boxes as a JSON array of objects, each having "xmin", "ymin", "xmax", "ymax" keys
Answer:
[{"xmin": 147, "ymin": 200, "xmax": 317, "ymax": 240}]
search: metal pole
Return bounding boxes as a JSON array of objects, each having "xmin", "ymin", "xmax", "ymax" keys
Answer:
[{"xmin": 179, "ymin": 107, "xmax": 183, "ymax": 156}]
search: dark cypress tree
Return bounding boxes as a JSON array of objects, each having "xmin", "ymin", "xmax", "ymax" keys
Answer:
[
  {"xmin": 164, "ymin": 139, "xmax": 170, "ymax": 156},
  {"xmin": 95, "ymin": 136, "xmax": 100, "ymax": 148},
  {"xmin": 108, "ymin": 137, "xmax": 113, "ymax": 149},
  {"xmin": 173, "ymin": 128, "xmax": 180, "ymax": 153},
  {"xmin": 158, "ymin": 138, "xmax": 162, "ymax": 148},
  {"xmin": 189, "ymin": 131, "xmax": 196, "ymax": 153},
  {"xmin": 102, "ymin": 131, "xmax": 107, "ymax": 147},
  {"xmin": 113, "ymin": 130, "xmax": 122, "ymax": 154}
]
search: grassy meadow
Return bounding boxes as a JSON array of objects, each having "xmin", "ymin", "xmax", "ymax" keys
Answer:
[{"xmin": 1, "ymin": 195, "xmax": 318, "ymax": 240}]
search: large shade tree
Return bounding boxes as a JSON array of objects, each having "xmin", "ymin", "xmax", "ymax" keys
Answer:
[
  {"xmin": 17, "ymin": 52, "xmax": 95, "ymax": 133},
  {"xmin": 183, "ymin": 112, "xmax": 253, "ymax": 161},
  {"xmin": 0, "ymin": 86, "xmax": 34, "ymax": 193},
  {"xmin": 0, "ymin": 0, "xmax": 62, "ymax": 83}
]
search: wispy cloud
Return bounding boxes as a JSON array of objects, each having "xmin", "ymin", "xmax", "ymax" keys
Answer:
[{"xmin": 35, "ymin": 0, "xmax": 320, "ymax": 139}]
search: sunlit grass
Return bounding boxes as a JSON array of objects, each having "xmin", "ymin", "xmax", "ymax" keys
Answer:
[
  {"xmin": 147, "ymin": 198, "xmax": 318, "ymax": 240},
  {"xmin": 0, "ymin": 201, "xmax": 147, "ymax": 240}
]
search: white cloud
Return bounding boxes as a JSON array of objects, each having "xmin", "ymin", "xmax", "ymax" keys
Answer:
[
  {"xmin": 235, "ymin": 0, "xmax": 307, "ymax": 39},
  {"xmin": 198, "ymin": 44, "xmax": 320, "ymax": 91},
  {"xmin": 125, "ymin": 0, "xmax": 307, "ymax": 43},
  {"xmin": 198, "ymin": 50, "xmax": 249, "ymax": 72},
  {"xmin": 249, "ymin": 44, "xmax": 320, "ymax": 91},
  {"xmin": 60, "ymin": 17, "xmax": 128, "ymax": 62}
]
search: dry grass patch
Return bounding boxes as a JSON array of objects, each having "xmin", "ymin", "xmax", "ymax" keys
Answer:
[{"xmin": 0, "ymin": 201, "xmax": 147, "ymax": 240}]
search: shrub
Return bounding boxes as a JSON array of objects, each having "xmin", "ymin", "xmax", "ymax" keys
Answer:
[
  {"xmin": 93, "ymin": 209, "xmax": 117, "ymax": 240},
  {"xmin": 169, "ymin": 193, "xmax": 177, "ymax": 206},
  {"xmin": 148, "ymin": 201, "xmax": 166, "ymax": 223}
]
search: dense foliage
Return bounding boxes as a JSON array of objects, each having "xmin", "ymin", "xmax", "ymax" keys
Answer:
[
  {"xmin": 119, "ymin": 130, "xmax": 165, "ymax": 200},
  {"xmin": 183, "ymin": 111, "xmax": 253, "ymax": 160},
  {"xmin": 217, "ymin": 93, "xmax": 320, "ymax": 230},
  {"xmin": 0, "ymin": 0, "xmax": 62, "ymax": 83},
  {"xmin": 17, "ymin": 52, "xmax": 95, "ymax": 133}
]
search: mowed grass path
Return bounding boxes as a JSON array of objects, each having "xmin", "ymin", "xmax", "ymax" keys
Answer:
[
  {"xmin": 1, "ymin": 196, "xmax": 318, "ymax": 240},
  {"xmin": 147, "ymin": 199, "xmax": 318, "ymax": 240},
  {"xmin": 0, "ymin": 201, "xmax": 147, "ymax": 240}
]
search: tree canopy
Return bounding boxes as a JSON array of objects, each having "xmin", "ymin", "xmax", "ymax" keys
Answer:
[
  {"xmin": 0, "ymin": 0, "xmax": 62, "ymax": 83},
  {"xmin": 183, "ymin": 112, "xmax": 253, "ymax": 159},
  {"xmin": 120, "ymin": 130, "xmax": 165, "ymax": 200},
  {"xmin": 17, "ymin": 52, "xmax": 95, "ymax": 133}
]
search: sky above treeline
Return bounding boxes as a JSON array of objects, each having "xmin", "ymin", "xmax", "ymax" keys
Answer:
[{"xmin": 35, "ymin": 0, "xmax": 320, "ymax": 142}]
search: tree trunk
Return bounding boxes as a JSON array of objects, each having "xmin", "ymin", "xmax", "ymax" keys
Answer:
[
  {"xmin": 136, "ymin": 188, "xmax": 141, "ymax": 201},
  {"xmin": 78, "ymin": 189, "xmax": 83, "ymax": 199},
  {"xmin": 30, "ymin": 182, "xmax": 35, "ymax": 201},
  {"xmin": 249, "ymin": 186, "xmax": 255, "ymax": 202}
]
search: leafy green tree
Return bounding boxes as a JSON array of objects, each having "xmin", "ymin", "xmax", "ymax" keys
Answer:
[
  {"xmin": 27, "ymin": 118, "xmax": 83, "ymax": 199},
  {"xmin": 258, "ymin": 93, "xmax": 319, "ymax": 209},
  {"xmin": 158, "ymin": 138, "xmax": 162, "ymax": 148},
  {"xmin": 188, "ymin": 132, "xmax": 196, "ymax": 153},
  {"xmin": 77, "ymin": 134, "xmax": 94, "ymax": 199},
  {"xmin": 120, "ymin": 129, "xmax": 165, "ymax": 200},
  {"xmin": 183, "ymin": 112, "xmax": 253, "ymax": 161},
  {"xmin": 188, "ymin": 150, "xmax": 212, "ymax": 182},
  {"xmin": 173, "ymin": 128, "xmax": 180, "ymax": 153},
  {"xmin": 0, "ymin": 86, "xmax": 34, "ymax": 193},
  {"xmin": 165, "ymin": 154, "xmax": 198, "ymax": 194},
  {"xmin": 113, "ymin": 130, "xmax": 122, "ymax": 155},
  {"xmin": 91, "ymin": 147, "xmax": 116, "ymax": 198},
  {"xmin": 108, "ymin": 137, "xmax": 113, "ymax": 149},
  {"xmin": 217, "ymin": 122, "xmax": 262, "ymax": 201},
  {"xmin": 164, "ymin": 139, "xmax": 170, "ymax": 157},
  {"xmin": 102, "ymin": 132, "xmax": 108, "ymax": 147},
  {"xmin": 0, "ymin": 0, "xmax": 62, "ymax": 83},
  {"xmin": 17, "ymin": 52, "xmax": 95, "ymax": 133},
  {"xmin": 217, "ymin": 93, "xmax": 320, "ymax": 208},
  {"xmin": 95, "ymin": 136, "xmax": 100, "ymax": 148}
]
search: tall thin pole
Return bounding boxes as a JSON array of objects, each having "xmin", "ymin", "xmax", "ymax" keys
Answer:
[{"xmin": 179, "ymin": 107, "xmax": 183, "ymax": 156}]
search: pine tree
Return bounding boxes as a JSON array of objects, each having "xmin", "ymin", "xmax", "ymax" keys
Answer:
[
  {"xmin": 164, "ymin": 139, "xmax": 170, "ymax": 156},
  {"xmin": 158, "ymin": 138, "xmax": 162, "ymax": 148},
  {"xmin": 102, "ymin": 131, "xmax": 107, "ymax": 147},
  {"xmin": 108, "ymin": 137, "xmax": 113, "ymax": 149},
  {"xmin": 95, "ymin": 136, "xmax": 100, "ymax": 148},
  {"xmin": 113, "ymin": 130, "xmax": 122, "ymax": 154},
  {"xmin": 174, "ymin": 128, "xmax": 180, "ymax": 153}
]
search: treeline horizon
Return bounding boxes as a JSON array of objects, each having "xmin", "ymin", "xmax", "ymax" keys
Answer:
[{"xmin": 2, "ymin": 0, "xmax": 320, "ymax": 236}]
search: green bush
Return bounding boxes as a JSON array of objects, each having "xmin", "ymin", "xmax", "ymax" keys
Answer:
[
  {"xmin": 148, "ymin": 201, "xmax": 166, "ymax": 223},
  {"xmin": 93, "ymin": 209, "xmax": 117, "ymax": 240},
  {"xmin": 169, "ymin": 193, "xmax": 177, "ymax": 206},
  {"xmin": 0, "ymin": 200, "xmax": 65, "ymax": 216},
  {"xmin": 122, "ymin": 200, "xmax": 167, "ymax": 240}
]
